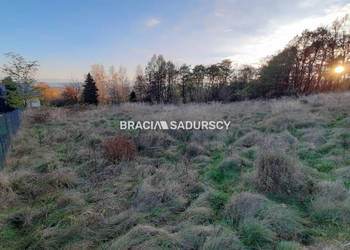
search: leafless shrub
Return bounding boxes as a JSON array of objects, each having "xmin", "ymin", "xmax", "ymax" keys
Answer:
[{"xmin": 103, "ymin": 136, "xmax": 137, "ymax": 162}]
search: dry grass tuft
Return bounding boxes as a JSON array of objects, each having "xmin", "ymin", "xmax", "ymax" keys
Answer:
[
  {"xmin": 254, "ymin": 151, "xmax": 311, "ymax": 199},
  {"xmin": 202, "ymin": 227, "xmax": 243, "ymax": 250},
  {"xmin": 110, "ymin": 224, "xmax": 180, "ymax": 250},
  {"xmin": 262, "ymin": 204, "xmax": 305, "ymax": 241},
  {"xmin": 185, "ymin": 142, "xmax": 206, "ymax": 158},
  {"xmin": 46, "ymin": 167, "xmax": 78, "ymax": 189},
  {"xmin": 9, "ymin": 170, "xmax": 42, "ymax": 200},
  {"xmin": 134, "ymin": 167, "xmax": 201, "ymax": 212},
  {"xmin": 183, "ymin": 207, "xmax": 215, "ymax": 224},
  {"xmin": 103, "ymin": 136, "xmax": 137, "ymax": 162},
  {"xmin": 0, "ymin": 172, "xmax": 17, "ymax": 209},
  {"xmin": 314, "ymin": 181, "xmax": 347, "ymax": 201},
  {"xmin": 55, "ymin": 191, "xmax": 84, "ymax": 208},
  {"xmin": 225, "ymin": 192, "xmax": 268, "ymax": 224},
  {"xmin": 234, "ymin": 131, "xmax": 264, "ymax": 147},
  {"xmin": 28, "ymin": 110, "xmax": 50, "ymax": 124},
  {"xmin": 179, "ymin": 225, "xmax": 218, "ymax": 250},
  {"xmin": 134, "ymin": 130, "xmax": 173, "ymax": 150}
]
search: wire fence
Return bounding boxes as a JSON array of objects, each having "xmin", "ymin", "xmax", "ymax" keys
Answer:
[{"xmin": 0, "ymin": 109, "xmax": 23, "ymax": 170}]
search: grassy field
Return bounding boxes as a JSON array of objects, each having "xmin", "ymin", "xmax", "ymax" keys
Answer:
[{"xmin": 1, "ymin": 92, "xmax": 350, "ymax": 249}]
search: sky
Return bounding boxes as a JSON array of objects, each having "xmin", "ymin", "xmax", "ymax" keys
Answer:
[{"xmin": 1, "ymin": 0, "xmax": 350, "ymax": 84}]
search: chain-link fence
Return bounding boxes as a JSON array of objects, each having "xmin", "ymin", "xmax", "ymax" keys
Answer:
[{"xmin": 0, "ymin": 109, "xmax": 23, "ymax": 169}]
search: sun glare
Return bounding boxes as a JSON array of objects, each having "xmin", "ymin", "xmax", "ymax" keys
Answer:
[{"xmin": 334, "ymin": 65, "xmax": 345, "ymax": 74}]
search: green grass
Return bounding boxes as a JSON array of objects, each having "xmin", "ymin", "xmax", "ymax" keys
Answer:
[{"xmin": 239, "ymin": 219, "xmax": 276, "ymax": 250}]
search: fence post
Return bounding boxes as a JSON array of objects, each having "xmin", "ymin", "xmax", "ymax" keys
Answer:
[{"xmin": 0, "ymin": 109, "xmax": 23, "ymax": 170}]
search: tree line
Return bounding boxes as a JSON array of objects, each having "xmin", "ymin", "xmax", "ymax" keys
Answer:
[
  {"xmin": 131, "ymin": 15, "xmax": 350, "ymax": 103},
  {"xmin": 1, "ymin": 15, "xmax": 349, "ymax": 108}
]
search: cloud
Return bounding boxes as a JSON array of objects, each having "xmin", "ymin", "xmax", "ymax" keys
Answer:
[
  {"xmin": 145, "ymin": 18, "xmax": 160, "ymax": 28},
  {"xmin": 222, "ymin": 3, "xmax": 350, "ymax": 65}
]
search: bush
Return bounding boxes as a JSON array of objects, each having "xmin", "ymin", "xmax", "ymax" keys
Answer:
[
  {"xmin": 103, "ymin": 137, "xmax": 137, "ymax": 162},
  {"xmin": 238, "ymin": 218, "xmax": 276, "ymax": 249},
  {"xmin": 225, "ymin": 192, "xmax": 268, "ymax": 225},
  {"xmin": 254, "ymin": 151, "xmax": 311, "ymax": 200}
]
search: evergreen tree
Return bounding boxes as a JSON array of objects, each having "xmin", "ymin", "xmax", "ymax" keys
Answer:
[
  {"xmin": 82, "ymin": 73, "xmax": 98, "ymax": 105},
  {"xmin": 2, "ymin": 77, "xmax": 24, "ymax": 110},
  {"xmin": 129, "ymin": 90, "xmax": 137, "ymax": 102}
]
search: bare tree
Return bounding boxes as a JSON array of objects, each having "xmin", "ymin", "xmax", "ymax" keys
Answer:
[
  {"xmin": 1, "ymin": 52, "xmax": 39, "ymax": 85},
  {"xmin": 134, "ymin": 65, "xmax": 148, "ymax": 102},
  {"xmin": 118, "ymin": 65, "xmax": 129, "ymax": 102},
  {"xmin": 91, "ymin": 64, "xmax": 108, "ymax": 103}
]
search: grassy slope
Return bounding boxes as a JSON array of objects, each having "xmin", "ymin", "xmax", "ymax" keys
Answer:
[{"xmin": 1, "ymin": 92, "xmax": 350, "ymax": 249}]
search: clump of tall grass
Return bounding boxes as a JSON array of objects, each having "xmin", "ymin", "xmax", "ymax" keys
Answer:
[
  {"xmin": 225, "ymin": 192, "xmax": 268, "ymax": 225},
  {"xmin": 238, "ymin": 218, "xmax": 276, "ymax": 249},
  {"xmin": 254, "ymin": 151, "xmax": 312, "ymax": 200}
]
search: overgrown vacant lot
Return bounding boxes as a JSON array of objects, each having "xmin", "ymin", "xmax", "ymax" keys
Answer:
[{"xmin": 2, "ymin": 92, "xmax": 350, "ymax": 249}]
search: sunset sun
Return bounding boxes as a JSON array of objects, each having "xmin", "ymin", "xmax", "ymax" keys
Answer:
[{"xmin": 334, "ymin": 65, "xmax": 345, "ymax": 74}]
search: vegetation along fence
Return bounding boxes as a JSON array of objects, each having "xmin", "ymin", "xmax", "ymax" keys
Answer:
[{"xmin": 0, "ymin": 109, "xmax": 23, "ymax": 169}]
